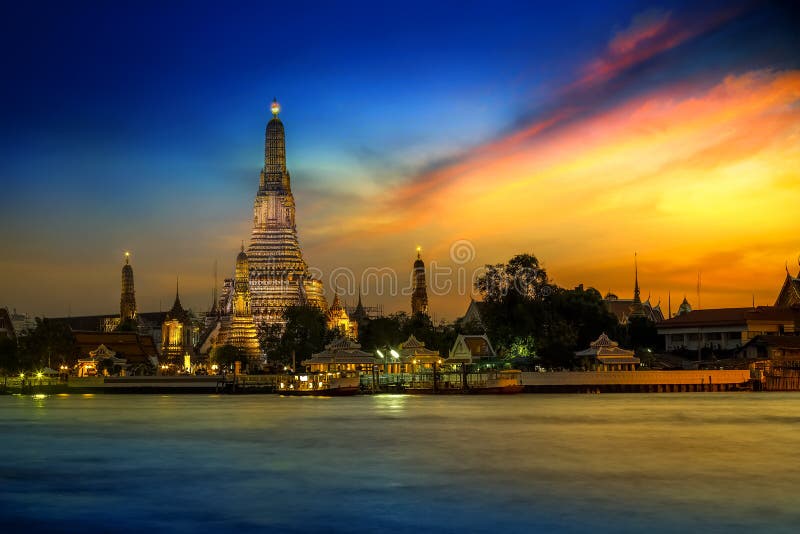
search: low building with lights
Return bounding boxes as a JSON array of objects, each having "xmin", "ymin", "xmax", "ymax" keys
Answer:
[
  {"xmin": 397, "ymin": 334, "xmax": 442, "ymax": 371},
  {"xmin": 76, "ymin": 344, "xmax": 129, "ymax": 377},
  {"xmin": 657, "ymin": 306, "xmax": 800, "ymax": 352},
  {"xmin": 741, "ymin": 335, "xmax": 800, "ymax": 360},
  {"xmin": 73, "ymin": 331, "xmax": 159, "ymax": 376},
  {"xmin": 575, "ymin": 333, "xmax": 640, "ymax": 371},
  {"xmin": 301, "ymin": 338, "xmax": 376, "ymax": 373},
  {"xmin": 447, "ymin": 334, "xmax": 496, "ymax": 365}
]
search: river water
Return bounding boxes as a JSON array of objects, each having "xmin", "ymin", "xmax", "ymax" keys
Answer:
[{"xmin": 1, "ymin": 393, "xmax": 798, "ymax": 533}]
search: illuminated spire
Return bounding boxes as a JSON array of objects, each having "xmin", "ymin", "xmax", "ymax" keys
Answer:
[
  {"xmin": 262, "ymin": 98, "xmax": 288, "ymax": 189},
  {"xmin": 120, "ymin": 252, "xmax": 136, "ymax": 322},
  {"xmin": 629, "ymin": 252, "xmax": 646, "ymax": 319},
  {"xmin": 412, "ymin": 248, "xmax": 429, "ymax": 316}
]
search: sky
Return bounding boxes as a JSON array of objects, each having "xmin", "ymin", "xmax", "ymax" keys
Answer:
[{"xmin": 1, "ymin": 0, "xmax": 799, "ymax": 321}]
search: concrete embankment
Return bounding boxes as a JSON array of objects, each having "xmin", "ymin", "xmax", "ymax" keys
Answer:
[{"xmin": 520, "ymin": 370, "xmax": 752, "ymax": 393}]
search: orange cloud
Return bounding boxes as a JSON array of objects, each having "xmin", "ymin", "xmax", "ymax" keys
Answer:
[
  {"xmin": 575, "ymin": 5, "xmax": 745, "ymax": 89},
  {"xmin": 608, "ymin": 9, "xmax": 672, "ymax": 55},
  {"xmin": 307, "ymin": 69, "xmax": 800, "ymax": 318}
]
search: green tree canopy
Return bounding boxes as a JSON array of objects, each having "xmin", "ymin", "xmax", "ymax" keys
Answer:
[
  {"xmin": 266, "ymin": 306, "xmax": 329, "ymax": 367},
  {"xmin": 17, "ymin": 318, "xmax": 78, "ymax": 370},
  {"xmin": 0, "ymin": 336, "xmax": 19, "ymax": 375},
  {"xmin": 210, "ymin": 344, "xmax": 244, "ymax": 370},
  {"xmin": 473, "ymin": 256, "xmax": 619, "ymax": 370}
]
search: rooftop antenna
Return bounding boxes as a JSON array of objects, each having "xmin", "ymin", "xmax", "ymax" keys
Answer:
[{"xmin": 696, "ymin": 271, "xmax": 701, "ymax": 310}]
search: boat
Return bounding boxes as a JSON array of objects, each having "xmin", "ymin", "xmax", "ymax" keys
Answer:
[{"xmin": 276, "ymin": 372, "xmax": 361, "ymax": 396}]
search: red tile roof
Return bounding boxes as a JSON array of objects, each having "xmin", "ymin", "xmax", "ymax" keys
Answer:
[{"xmin": 658, "ymin": 306, "xmax": 800, "ymax": 329}]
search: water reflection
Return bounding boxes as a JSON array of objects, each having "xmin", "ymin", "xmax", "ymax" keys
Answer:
[{"xmin": 0, "ymin": 394, "xmax": 798, "ymax": 533}]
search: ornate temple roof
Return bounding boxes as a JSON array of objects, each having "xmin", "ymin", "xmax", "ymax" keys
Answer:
[
  {"xmin": 590, "ymin": 332, "xmax": 618, "ymax": 348},
  {"xmin": 73, "ymin": 331, "xmax": 158, "ymax": 363},
  {"xmin": 165, "ymin": 288, "xmax": 189, "ymax": 323},
  {"xmin": 576, "ymin": 333, "xmax": 638, "ymax": 363},
  {"xmin": 399, "ymin": 334, "xmax": 440, "ymax": 362},
  {"xmin": 447, "ymin": 334, "xmax": 496, "ymax": 363},
  {"xmin": 775, "ymin": 269, "xmax": 800, "ymax": 307},
  {"xmin": 303, "ymin": 337, "xmax": 375, "ymax": 365}
]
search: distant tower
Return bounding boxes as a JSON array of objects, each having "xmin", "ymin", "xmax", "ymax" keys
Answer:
[
  {"xmin": 226, "ymin": 245, "xmax": 262, "ymax": 366},
  {"xmin": 120, "ymin": 252, "xmax": 137, "ymax": 322},
  {"xmin": 351, "ymin": 288, "xmax": 368, "ymax": 325},
  {"xmin": 411, "ymin": 247, "xmax": 429, "ymax": 316},
  {"xmin": 629, "ymin": 253, "xmax": 646, "ymax": 319}
]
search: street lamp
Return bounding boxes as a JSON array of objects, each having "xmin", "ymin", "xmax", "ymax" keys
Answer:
[{"xmin": 390, "ymin": 349, "xmax": 400, "ymax": 375}]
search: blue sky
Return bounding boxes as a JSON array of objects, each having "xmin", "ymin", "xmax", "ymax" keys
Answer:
[{"xmin": 1, "ymin": 0, "xmax": 798, "ymax": 318}]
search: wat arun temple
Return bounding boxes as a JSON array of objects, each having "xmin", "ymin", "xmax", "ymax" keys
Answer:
[
  {"xmin": 201, "ymin": 99, "xmax": 328, "ymax": 364},
  {"xmin": 245, "ymin": 98, "xmax": 327, "ymax": 318}
]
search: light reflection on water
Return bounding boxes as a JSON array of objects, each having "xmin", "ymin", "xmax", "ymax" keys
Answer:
[{"xmin": 1, "ymin": 393, "xmax": 799, "ymax": 533}]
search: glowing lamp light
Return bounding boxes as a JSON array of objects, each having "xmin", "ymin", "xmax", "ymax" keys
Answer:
[
  {"xmin": 270, "ymin": 99, "xmax": 281, "ymax": 116},
  {"xmin": 376, "ymin": 350, "xmax": 385, "ymax": 359},
  {"xmin": 19, "ymin": 373, "xmax": 24, "ymax": 379},
  {"xmin": 36, "ymin": 372, "xmax": 43, "ymax": 379},
  {"xmin": 390, "ymin": 349, "xmax": 400, "ymax": 359}
]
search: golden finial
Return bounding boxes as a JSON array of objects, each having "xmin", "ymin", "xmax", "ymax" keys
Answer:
[
  {"xmin": 124, "ymin": 251, "xmax": 130, "ymax": 265},
  {"xmin": 271, "ymin": 97, "xmax": 280, "ymax": 117},
  {"xmin": 416, "ymin": 245, "xmax": 421, "ymax": 259}
]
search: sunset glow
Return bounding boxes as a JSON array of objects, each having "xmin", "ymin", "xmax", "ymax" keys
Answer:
[{"xmin": 1, "ymin": 0, "xmax": 798, "ymax": 319}]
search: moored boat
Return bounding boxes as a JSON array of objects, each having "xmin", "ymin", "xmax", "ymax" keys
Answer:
[{"xmin": 277, "ymin": 373, "xmax": 361, "ymax": 396}]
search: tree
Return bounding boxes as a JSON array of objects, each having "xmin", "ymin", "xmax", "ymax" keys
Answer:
[
  {"xmin": 472, "ymin": 255, "xmax": 619, "ymax": 370},
  {"xmin": 257, "ymin": 321, "xmax": 282, "ymax": 356},
  {"xmin": 475, "ymin": 254, "xmax": 552, "ymax": 303},
  {"xmin": 266, "ymin": 306, "xmax": 328, "ymax": 367},
  {"xmin": 17, "ymin": 318, "xmax": 78, "ymax": 370},
  {"xmin": 358, "ymin": 315, "xmax": 406, "ymax": 352},
  {"xmin": 504, "ymin": 335, "xmax": 540, "ymax": 370},
  {"xmin": 626, "ymin": 316, "xmax": 659, "ymax": 352},
  {"xmin": 96, "ymin": 357, "xmax": 118, "ymax": 376},
  {"xmin": 210, "ymin": 344, "xmax": 243, "ymax": 371},
  {"xmin": 0, "ymin": 337, "xmax": 19, "ymax": 375}
]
